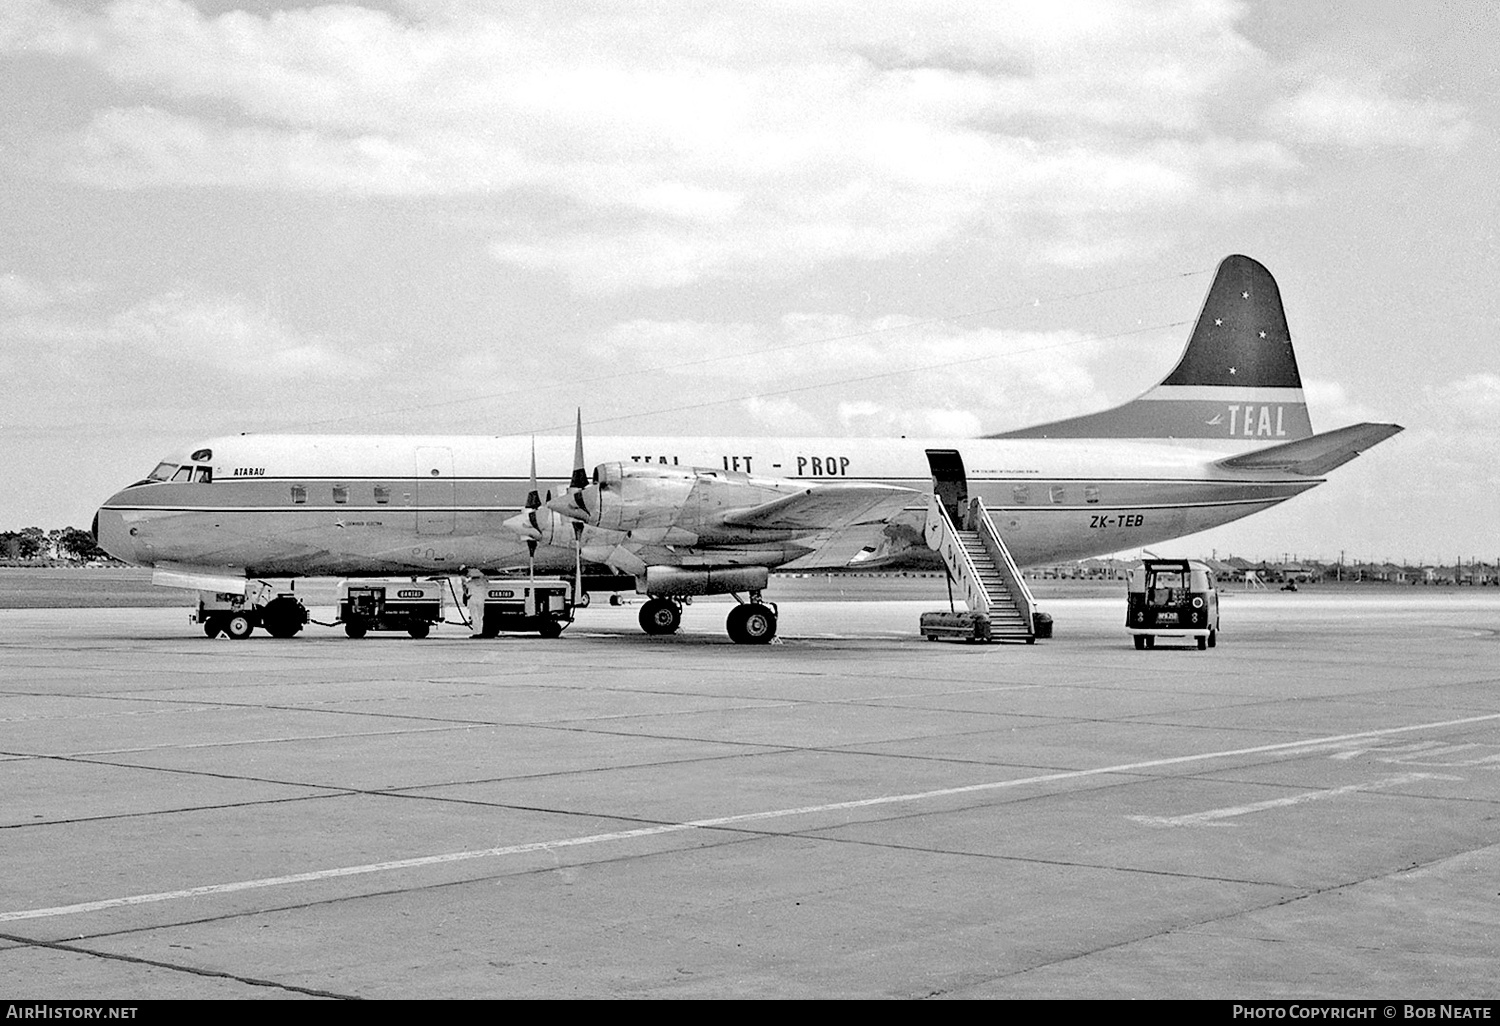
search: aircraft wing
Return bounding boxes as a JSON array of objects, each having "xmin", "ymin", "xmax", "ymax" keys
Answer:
[
  {"xmin": 717, "ymin": 483, "xmax": 922, "ymax": 533},
  {"xmin": 1216, "ymin": 422, "xmax": 1403, "ymax": 477}
]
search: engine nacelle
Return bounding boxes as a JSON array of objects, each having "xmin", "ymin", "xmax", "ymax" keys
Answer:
[
  {"xmin": 569, "ymin": 463, "xmax": 797, "ymax": 535},
  {"xmin": 643, "ymin": 565, "xmax": 770, "ymax": 597}
]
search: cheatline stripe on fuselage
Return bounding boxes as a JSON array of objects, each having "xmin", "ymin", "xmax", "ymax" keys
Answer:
[
  {"xmin": 101, "ymin": 498, "xmax": 1292, "ymax": 515},
  {"xmin": 123, "ymin": 475, "xmax": 1320, "ymax": 484}
]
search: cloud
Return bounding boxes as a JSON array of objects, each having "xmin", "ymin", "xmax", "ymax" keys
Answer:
[
  {"xmin": 1266, "ymin": 77, "xmax": 1473, "ymax": 150},
  {"xmin": 0, "ymin": 280, "xmax": 368, "ymax": 384},
  {"xmin": 6, "ymin": 0, "xmax": 1314, "ymax": 291},
  {"xmin": 1429, "ymin": 373, "xmax": 1500, "ymax": 428}
]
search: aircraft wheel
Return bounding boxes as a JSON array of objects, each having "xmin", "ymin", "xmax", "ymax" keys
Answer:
[
  {"xmin": 538, "ymin": 618, "xmax": 564, "ymax": 639},
  {"xmin": 1208, "ymin": 628, "xmax": 1217, "ymax": 648},
  {"xmin": 262, "ymin": 597, "xmax": 307, "ymax": 639},
  {"xmin": 203, "ymin": 616, "xmax": 226, "ymax": 638},
  {"xmin": 407, "ymin": 621, "xmax": 430, "ymax": 639},
  {"xmin": 1133, "ymin": 635, "xmax": 1145, "ymax": 651},
  {"xmin": 727, "ymin": 603, "xmax": 777, "ymax": 645},
  {"xmin": 344, "ymin": 619, "xmax": 368, "ymax": 639},
  {"xmin": 225, "ymin": 613, "xmax": 255, "ymax": 640},
  {"xmin": 639, "ymin": 599, "xmax": 681, "ymax": 635}
]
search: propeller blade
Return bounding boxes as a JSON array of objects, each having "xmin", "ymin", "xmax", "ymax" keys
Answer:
[
  {"xmin": 525, "ymin": 437, "xmax": 541, "ymax": 511},
  {"xmin": 568, "ymin": 408, "xmax": 588, "ymax": 493}
]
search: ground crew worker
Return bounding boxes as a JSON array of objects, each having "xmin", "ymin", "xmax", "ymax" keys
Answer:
[{"xmin": 464, "ymin": 567, "xmax": 488, "ymax": 638}]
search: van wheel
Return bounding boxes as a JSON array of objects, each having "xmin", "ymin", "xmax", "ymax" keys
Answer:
[
  {"xmin": 1208, "ymin": 628, "xmax": 1217, "ymax": 648},
  {"xmin": 538, "ymin": 619, "xmax": 564, "ymax": 638},
  {"xmin": 407, "ymin": 621, "xmax": 430, "ymax": 639},
  {"xmin": 344, "ymin": 619, "xmax": 368, "ymax": 639},
  {"xmin": 1197, "ymin": 635, "xmax": 1208, "ymax": 650},
  {"xmin": 1133, "ymin": 635, "xmax": 1145, "ymax": 650}
]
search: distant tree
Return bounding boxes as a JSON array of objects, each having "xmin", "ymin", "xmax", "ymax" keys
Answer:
[
  {"xmin": 57, "ymin": 526, "xmax": 108, "ymax": 562},
  {"xmin": 14, "ymin": 527, "xmax": 48, "ymax": 559}
]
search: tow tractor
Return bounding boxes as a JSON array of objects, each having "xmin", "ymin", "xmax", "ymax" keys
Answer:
[
  {"xmin": 1126, "ymin": 558, "xmax": 1220, "ymax": 650},
  {"xmin": 338, "ymin": 578, "xmax": 445, "ymax": 639},
  {"xmin": 472, "ymin": 577, "xmax": 575, "ymax": 638},
  {"xmin": 193, "ymin": 582, "xmax": 307, "ymax": 640}
]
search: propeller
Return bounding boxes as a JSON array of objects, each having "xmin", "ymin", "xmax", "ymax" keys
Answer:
[
  {"xmin": 501, "ymin": 438, "xmax": 545, "ymax": 556},
  {"xmin": 523, "ymin": 439, "xmax": 541, "ymax": 577},
  {"xmin": 558, "ymin": 409, "xmax": 587, "ymax": 600}
]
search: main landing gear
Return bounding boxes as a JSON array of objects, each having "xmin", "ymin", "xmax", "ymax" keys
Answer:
[
  {"xmin": 726, "ymin": 599, "xmax": 777, "ymax": 645},
  {"xmin": 638, "ymin": 593, "xmax": 778, "ymax": 644},
  {"xmin": 638, "ymin": 598, "xmax": 683, "ymax": 635}
]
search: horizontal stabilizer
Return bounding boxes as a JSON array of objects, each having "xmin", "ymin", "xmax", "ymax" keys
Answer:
[
  {"xmin": 718, "ymin": 483, "xmax": 919, "ymax": 532},
  {"xmin": 153, "ymin": 563, "xmax": 249, "ymax": 595},
  {"xmin": 1216, "ymin": 423, "xmax": 1403, "ymax": 477}
]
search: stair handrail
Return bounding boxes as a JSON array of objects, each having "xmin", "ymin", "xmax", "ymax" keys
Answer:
[
  {"xmin": 922, "ymin": 494, "xmax": 992, "ymax": 615},
  {"xmin": 968, "ymin": 497, "xmax": 1037, "ymax": 630}
]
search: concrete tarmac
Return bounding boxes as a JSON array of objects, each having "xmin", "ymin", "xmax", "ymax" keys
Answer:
[{"xmin": 1, "ymin": 587, "xmax": 1498, "ymax": 999}]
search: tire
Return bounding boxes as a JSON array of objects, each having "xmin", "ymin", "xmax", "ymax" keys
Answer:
[
  {"xmin": 203, "ymin": 616, "xmax": 226, "ymax": 638},
  {"xmin": 538, "ymin": 618, "xmax": 564, "ymax": 639},
  {"xmin": 639, "ymin": 599, "xmax": 681, "ymax": 635},
  {"xmin": 1196, "ymin": 635, "xmax": 1208, "ymax": 650},
  {"xmin": 344, "ymin": 619, "xmax": 368, "ymax": 639},
  {"xmin": 1208, "ymin": 628, "xmax": 1217, "ymax": 648},
  {"xmin": 262, "ymin": 596, "xmax": 307, "ymax": 639},
  {"xmin": 726, "ymin": 603, "xmax": 776, "ymax": 645},
  {"xmin": 1133, "ymin": 635, "xmax": 1145, "ymax": 651},
  {"xmin": 407, "ymin": 621, "xmax": 430, "ymax": 639},
  {"xmin": 1144, "ymin": 635, "xmax": 1155, "ymax": 649},
  {"xmin": 225, "ymin": 613, "xmax": 255, "ymax": 640}
]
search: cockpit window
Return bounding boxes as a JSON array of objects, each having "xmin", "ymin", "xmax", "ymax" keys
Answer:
[
  {"xmin": 194, "ymin": 466, "xmax": 213, "ymax": 483},
  {"xmin": 170, "ymin": 466, "xmax": 194, "ymax": 483},
  {"xmin": 148, "ymin": 462, "xmax": 178, "ymax": 482}
]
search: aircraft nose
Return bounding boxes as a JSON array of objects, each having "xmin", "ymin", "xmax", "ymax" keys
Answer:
[{"xmin": 93, "ymin": 507, "xmax": 136, "ymax": 564}]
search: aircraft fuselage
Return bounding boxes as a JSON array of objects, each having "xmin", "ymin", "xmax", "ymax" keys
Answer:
[{"xmin": 95, "ymin": 432, "xmax": 1319, "ymax": 578}]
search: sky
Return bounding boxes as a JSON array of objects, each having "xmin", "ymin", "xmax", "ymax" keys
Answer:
[{"xmin": 1, "ymin": 0, "xmax": 1496, "ymax": 565}]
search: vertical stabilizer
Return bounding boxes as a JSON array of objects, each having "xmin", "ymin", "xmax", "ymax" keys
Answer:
[{"xmin": 989, "ymin": 255, "xmax": 1312, "ymax": 442}]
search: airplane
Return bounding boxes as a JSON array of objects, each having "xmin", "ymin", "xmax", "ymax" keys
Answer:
[{"xmin": 93, "ymin": 254, "xmax": 1402, "ymax": 643}]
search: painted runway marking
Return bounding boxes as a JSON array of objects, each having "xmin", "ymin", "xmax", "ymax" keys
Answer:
[
  {"xmin": 1126, "ymin": 772, "xmax": 1462, "ymax": 827},
  {"xmin": 4, "ymin": 710, "xmax": 1498, "ymax": 924}
]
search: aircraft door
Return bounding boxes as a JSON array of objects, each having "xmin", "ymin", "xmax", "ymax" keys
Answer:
[
  {"xmin": 925, "ymin": 449, "xmax": 968, "ymax": 527},
  {"xmin": 416, "ymin": 446, "xmax": 455, "ymax": 535}
]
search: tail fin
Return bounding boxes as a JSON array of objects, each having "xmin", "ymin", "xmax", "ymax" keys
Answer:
[{"xmin": 989, "ymin": 254, "xmax": 1312, "ymax": 443}]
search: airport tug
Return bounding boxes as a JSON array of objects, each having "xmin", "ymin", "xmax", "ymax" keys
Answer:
[{"xmin": 1126, "ymin": 559, "xmax": 1220, "ymax": 650}]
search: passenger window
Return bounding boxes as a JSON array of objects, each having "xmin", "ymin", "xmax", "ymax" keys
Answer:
[
  {"xmin": 1012, "ymin": 485, "xmax": 1029, "ymax": 504},
  {"xmin": 1084, "ymin": 485, "xmax": 1099, "ymax": 504},
  {"xmin": 374, "ymin": 485, "xmax": 390, "ymax": 505},
  {"xmin": 1049, "ymin": 485, "xmax": 1065, "ymax": 504},
  {"xmin": 290, "ymin": 485, "xmax": 307, "ymax": 504},
  {"xmin": 332, "ymin": 485, "xmax": 348, "ymax": 504}
]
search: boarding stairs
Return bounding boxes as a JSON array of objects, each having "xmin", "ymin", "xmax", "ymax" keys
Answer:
[{"xmin": 923, "ymin": 494, "xmax": 1039, "ymax": 643}]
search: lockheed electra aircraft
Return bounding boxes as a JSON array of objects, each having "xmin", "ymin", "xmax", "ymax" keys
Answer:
[{"xmin": 94, "ymin": 255, "xmax": 1401, "ymax": 642}]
